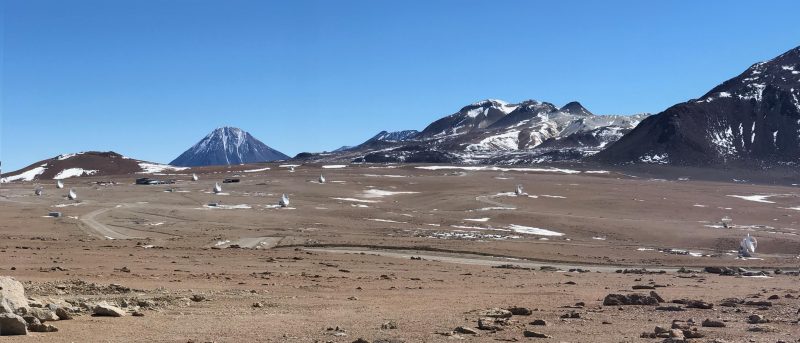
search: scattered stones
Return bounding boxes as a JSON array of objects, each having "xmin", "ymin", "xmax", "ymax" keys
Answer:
[
  {"xmin": 381, "ymin": 321, "xmax": 397, "ymax": 330},
  {"xmin": 603, "ymin": 293, "xmax": 659, "ymax": 306},
  {"xmin": 92, "ymin": 303, "xmax": 126, "ymax": 317},
  {"xmin": 560, "ymin": 311, "xmax": 581, "ymax": 319},
  {"xmin": 477, "ymin": 308, "xmax": 512, "ymax": 318}
]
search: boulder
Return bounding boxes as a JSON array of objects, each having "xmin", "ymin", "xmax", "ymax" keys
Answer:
[
  {"xmin": 523, "ymin": 330, "xmax": 551, "ymax": 338},
  {"xmin": 0, "ymin": 313, "xmax": 28, "ymax": 335},
  {"xmin": 93, "ymin": 303, "xmax": 126, "ymax": 317},
  {"xmin": 26, "ymin": 308, "xmax": 59, "ymax": 322},
  {"xmin": 702, "ymin": 319, "xmax": 726, "ymax": 327},
  {"xmin": 603, "ymin": 293, "xmax": 659, "ymax": 306},
  {"xmin": 0, "ymin": 277, "xmax": 29, "ymax": 314},
  {"xmin": 478, "ymin": 308, "xmax": 512, "ymax": 318}
]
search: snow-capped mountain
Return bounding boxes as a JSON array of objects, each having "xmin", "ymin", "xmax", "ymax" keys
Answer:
[
  {"xmin": 170, "ymin": 127, "xmax": 289, "ymax": 167},
  {"xmin": 0, "ymin": 151, "xmax": 187, "ymax": 183},
  {"xmin": 298, "ymin": 99, "xmax": 648, "ymax": 164},
  {"xmin": 595, "ymin": 45, "xmax": 800, "ymax": 166}
]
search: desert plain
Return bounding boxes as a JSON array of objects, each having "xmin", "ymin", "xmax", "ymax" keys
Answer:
[{"xmin": 1, "ymin": 163, "xmax": 799, "ymax": 342}]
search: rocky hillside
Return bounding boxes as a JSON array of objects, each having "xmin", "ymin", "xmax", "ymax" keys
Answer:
[
  {"xmin": 0, "ymin": 151, "xmax": 187, "ymax": 183},
  {"xmin": 595, "ymin": 45, "xmax": 800, "ymax": 167},
  {"xmin": 301, "ymin": 99, "xmax": 648, "ymax": 164}
]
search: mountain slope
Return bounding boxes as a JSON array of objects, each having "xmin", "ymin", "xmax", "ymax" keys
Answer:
[
  {"xmin": 595, "ymin": 46, "xmax": 800, "ymax": 166},
  {"xmin": 0, "ymin": 151, "xmax": 187, "ymax": 183},
  {"xmin": 171, "ymin": 127, "xmax": 289, "ymax": 167},
  {"xmin": 300, "ymin": 99, "xmax": 648, "ymax": 164}
]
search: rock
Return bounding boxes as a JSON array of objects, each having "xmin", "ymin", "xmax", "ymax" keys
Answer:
[
  {"xmin": 669, "ymin": 329, "xmax": 685, "ymax": 340},
  {"xmin": 352, "ymin": 339, "xmax": 369, "ymax": 343},
  {"xmin": 252, "ymin": 302, "xmax": 264, "ymax": 308},
  {"xmin": 0, "ymin": 276, "xmax": 29, "ymax": 314},
  {"xmin": 683, "ymin": 329, "xmax": 705, "ymax": 338},
  {"xmin": 744, "ymin": 300, "xmax": 772, "ymax": 307},
  {"xmin": 701, "ymin": 319, "xmax": 725, "ymax": 327},
  {"xmin": 27, "ymin": 322, "xmax": 58, "ymax": 332},
  {"xmin": 673, "ymin": 299, "xmax": 713, "ymax": 309},
  {"xmin": 132, "ymin": 311, "xmax": 145, "ymax": 317},
  {"xmin": 92, "ymin": 303, "xmax": 126, "ymax": 317},
  {"xmin": 27, "ymin": 308, "xmax": 59, "ymax": 322},
  {"xmin": 603, "ymin": 293, "xmax": 659, "ymax": 306},
  {"xmin": 381, "ymin": 321, "xmax": 397, "ymax": 330},
  {"xmin": 747, "ymin": 325, "xmax": 776, "ymax": 333},
  {"xmin": 190, "ymin": 294, "xmax": 206, "ymax": 302},
  {"xmin": 478, "ymin": 308, "xmax": 512, "ymax": 318},
  {"xmin": 54, "ymin": 307, "xmax": 72, "ymax": 320},
  {"xmin": 477, "ymin": 317, "xmax": 507, "ymax": 331},
  {"xmin": 0, "ymin": 313, "xmax": 28, "ymax": 335},
  {"xmin": 632, "ymin": 285, "xmax": 656, "ymax": 290},
  {"xmin": 747, "ymin": 314, "xmax": 769, "ymax": 324},
  {"xmin": 530, "ymin": 319, "xmax": 546, "ymax": 326},
  {"xmin": 506, "ymin": 306, "xmax": 532, "ymax": 315},
  {"xmin": 650, "ymin": 291, "xmax": 665, "ymax": 303},
  {"xmin": 560, "ymin": 311, "xmax": 580, "ymax": 319},
  {"xmin": 522, "ymin": 330, "xmax": 551, "ymax": 338},
  {"xmin": 768, "ymin": 294, "xmax": 780, "ymax": 300},
  {"xmin": 453, "ymin": 326, "xmax": 478, "ymax": 334}
]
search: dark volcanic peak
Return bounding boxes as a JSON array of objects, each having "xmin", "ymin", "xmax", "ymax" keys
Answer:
[
  {"xmin": 559, "ymin": 101, "xmax": 593, "ymax": 116},
  {"xmin": 1, "ymin": 151, "xmax": 186, "ymax": 182},
  {"xmin": 170, "ymin": 127, "xmax": 289, "ymax": 167},
  {"xmin": 596, "ymin": 45, "xmax": 800, "ymax": 167}
]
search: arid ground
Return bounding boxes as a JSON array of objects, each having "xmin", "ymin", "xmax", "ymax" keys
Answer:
[{"xmin": 1, "ymin": 163, "xmax": 799, "ymax": 342}]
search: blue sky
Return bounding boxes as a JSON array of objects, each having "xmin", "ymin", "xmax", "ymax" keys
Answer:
[{"xmin": 2, "ymin": 0, "xmax": 799, "ymax": 171}]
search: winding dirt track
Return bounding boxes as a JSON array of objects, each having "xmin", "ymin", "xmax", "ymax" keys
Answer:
[{"xmin": 79, "ymin": 206, "xmax": 142, "ymax": 239}]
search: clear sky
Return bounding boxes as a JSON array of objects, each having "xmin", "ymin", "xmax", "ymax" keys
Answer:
[{"xmin": 2, "ymin": 0, "xmax": 799, "ymax": 171}]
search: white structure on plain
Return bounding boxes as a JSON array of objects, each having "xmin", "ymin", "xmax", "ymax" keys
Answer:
[
  {"xmin": 289, "ymin": 166, "xmax": 295, "ymax": 172},
  {"xmin": 35, "ymin": 187, "xmax": 44, "ymax": 196},
  {"xmin": 213, "ymin": 182, "xmax": 222, "ymax": 194},
  {"xmin": 192, "ymin": 173, "xmax": 199, "ymax": 181},
  {"xmin": 739, "ymin": 233, "xmax": 758, "ymax": 257},
  {"xmin": 279, "ymin": 194, "xmax": 290, "ymax": 207},
  {"xmin": 514, "ymin": 184, "xmax": 524, "ymax": 196},
  {"xmin": 67, "ymin": 189, "xmax": 77, "ymax": 200},
  {"xmin": 56, "ymin": 180, "xmax": 64, "ymax": 189},
  {"xmin": 721, "ymin": 216, "xmax": 733, "ymax": 228},
  {"xmin": 318, "ymin": 174, "xmax": 326, "ymax": 183}
]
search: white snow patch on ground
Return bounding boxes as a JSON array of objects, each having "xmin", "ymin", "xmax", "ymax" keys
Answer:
[
  {"xmin": 201, "ymin": 204, "xmax": 252, "ymax": 210},
  {"xmin": 475, "ymin": 206, "xmax": 516, "ymax": 211},
  {"xmin": 539, "ymin": 195, "xmax": 566, "ymax": 199},
  {"xmin": 360, "ymin": 189, "xmax": 419, "ymax": 198},
  {"xmin": 54, "ymin": 168, "xmax": 98, "ymax": 179},
  {"xmin": 367, "ymin": 218, "xmax": 406, "ymax": 223},
  {"xmin": 331, "ymin": 197, "xmax": 381, "ymax": 203},
  {"xmin": 507, "ymin": 224, "xmax": 564, "ymax": 236},
  {"xmin": 727, "ymin": 195, "xmax": 776, "ymax": 203},
  {"xmin": 279, "ymin": 164, "xmax": 301, "ymax": 168},
  {"xmin": 243, "ymin": 167, "xmax": 270, "ymax": 173},
  {"xmin": 322, "ymin": 165, "xmax": 347, "ymax": 169},
  {"xmin": 363, "ymin": 174, "xmax": 407, "ymax": 178},
  {"xmin": 464, "ymin": 218, "xmax": 490, "ymax": 222},
  {"xmin": 415, "ymin": 166, "xmax": 581, "ymax": 174},
  {"xmin": 584, "ymin": 170, "xmax": 610, "ymax": 174},
  {"xmin": 57, "ymin": 153, "xmax": 82, "ymax": 160},
  {"xmin": 1, "ymin": 166, "xmax": 47, "ymax": 182},
  {"xmin": 138, "ymin": 162, "xmax": 189, "ymax": 174}
]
